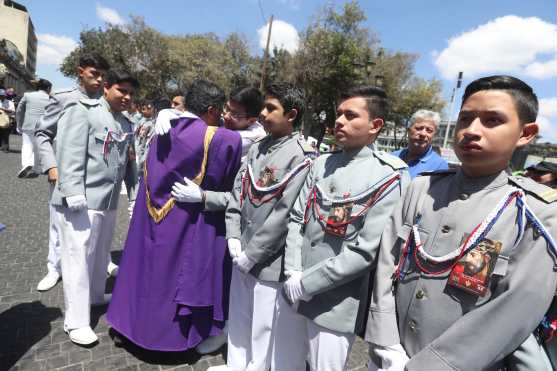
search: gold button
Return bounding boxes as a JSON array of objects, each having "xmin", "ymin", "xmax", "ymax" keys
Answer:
[{"xmin": 415, "ymin": 290, "xmax": 425, "ymax": 299}]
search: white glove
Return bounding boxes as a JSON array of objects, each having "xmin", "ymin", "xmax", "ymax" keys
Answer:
[
  {"xmin": 227, "ymin": 238, "xmax": 242, "ymax": 259},
  {"xmin": 171, "ymin": 177, "xmax": 203, "ymax": 203},
  {"xmin": 372, "ymin": 344, "xmax": 409, "ymax": 371},
  {"xmin": 154, "ymin": 108, "xmax": 178, "ymax": 135},
  {"xmin": 284, "ymin": 271, "xmax": 308, "ymax": 304},
  {"xmin": 233, "ymin": 251, "xmax": 256, "ymax": 273},
  {"xmin": 66, "ymin": 195, "xmax": 87, "ymax": 211}
]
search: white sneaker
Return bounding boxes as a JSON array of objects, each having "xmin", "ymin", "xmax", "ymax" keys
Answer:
[
  {"xmin": 195, "ymin": 324, "xmax": 228, "ymax": 354},
  {"xmin": 36, "ymin": 272, "xmax": 60, "ymax": 291},
  {"xmin": 91, "ymin": 294, "xmax": 112, "ymax": 306},
  {"xmin": 107, "ymin": 261, "xmax": 119, "ymax": 277},
  {"xmin": 206, "ymin": 366, "xmax": 229, "ymax": 371},
  {"xmin": 67, "ymin": 327, "xmax": 98, "ymax": 345}
]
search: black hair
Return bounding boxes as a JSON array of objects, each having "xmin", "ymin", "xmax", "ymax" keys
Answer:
[
  {"xmin": 154, "ymin": 97, "xmax": 171, "ymax": 112},
  {"xmin": 36, "ymin": 79, "xmax": 52, "ymax": 92},
  {"xmin": 142, "ymin": 99, "xmax": 154, "ymax": 108},
  {"xmin": 78, "ymin": 53, "xmax": 110, "ymax": 70},
  {"xmin": 104, "ymin": 70, "xmax": 140, "ymax": 89},
  {"xmin": 185, "ymin": 79, "xmax": 225, "ymax": 117},
  {"xmin": 462, "ymin": 75, "xmax": 538, "ymax": 124},
  {"xmin": 230, "ymin": 86, "xmax": 263, "ymax": 118},
  {"xmin": 264, "ymin": 82, "xmax": 306, "ymax": 127},
  {"xmin": 340, "ymin": 86, "xmax": 388, "ymax": 120}
]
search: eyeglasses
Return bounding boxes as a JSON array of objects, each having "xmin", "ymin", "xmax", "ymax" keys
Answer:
[{"xmin": 223, "ymin": 106, "xmax": 249, "ymax": 120}]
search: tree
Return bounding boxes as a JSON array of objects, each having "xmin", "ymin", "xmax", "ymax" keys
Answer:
[
  {"xmin": 61, "ymin": 17, "xmax": 175, "ymax": 98},
  {"xmin": 294, "ymin": 1, "xmax": 376, "ymax": 139},
  {"xmin": 292, "ymin": 1, "xmax": 445, "ymax": 145}
]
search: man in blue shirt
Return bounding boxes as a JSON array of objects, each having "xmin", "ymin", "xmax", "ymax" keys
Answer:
[{"xmin": 392, "ymin": 109, "xmax": 448, "ymax": 178}]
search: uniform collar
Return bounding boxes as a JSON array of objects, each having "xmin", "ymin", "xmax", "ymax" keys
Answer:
[
  {"xmin": 455, "ymin": 168, "xmax": 511, "ymax": 192},
  {"xmin": 264, "ymin": 131, "xmax": 298, "ymax": 151},
  {"xmin": 78, "ymin": 85, "xmax": 102, "ymax": 99},
  {"xmin": 342, "ymin": 144, "xmax": 373, "ymax": 161}
]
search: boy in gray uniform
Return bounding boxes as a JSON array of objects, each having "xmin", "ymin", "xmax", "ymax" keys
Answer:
[
  {"xmin": 15, "ymin": 78, "xmax": 51, "ymax": 178},
  {"xmin": 282, "ymin": 86, "xmax": 410, "ymax": 371},
  {"xmin": 209, "ymin": 83, "xmax": 315, "ymax": 371},
  {"xmin": 52, "ymin": 70, "xmax": 138, "ymax": 345},
  {"xmin": 365, "ymin": 75, "xmax": 557, "ymax": 370},
  {"xmin": 34, "ymin": 54, "xmax": 116, "ymax": 292}
]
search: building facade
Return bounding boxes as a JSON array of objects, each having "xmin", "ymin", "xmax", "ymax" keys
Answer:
[{"xmin": 0, "ymin": 0, "xmax": 37, "ymax": 94}]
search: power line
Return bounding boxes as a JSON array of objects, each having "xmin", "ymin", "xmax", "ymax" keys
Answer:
[{"xmin": 258, "ymin": 0, "xmax": 267, "ymax": 25}]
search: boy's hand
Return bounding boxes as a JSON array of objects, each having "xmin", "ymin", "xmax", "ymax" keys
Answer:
[
  {"xmin": 284, "ymin": 271, "xmax": 310, "ymax": 303},
  {"xmin": 227, "ymin": 238, "xmax": 242, "ymax": 259},
  {"xmin": 47, "ymin": 167, "xmax": 58, "ymax": 184},
  {"xmin": 171, "ymin": 177, "xmax": 203, "ymax": 203},
  {"xmin": 371, "ymin": 343, "xmax": 409, "ymax": 371},
  {"xmin": 233, "ymin": 252, "xmax": 256, "ymax": 273}
]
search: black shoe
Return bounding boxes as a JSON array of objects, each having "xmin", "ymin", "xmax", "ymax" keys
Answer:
[
  {"xmin": 17, "ymin": 165, "xmax": 32, "ymax": 178},
  {"xmin": 26, "ymin": 171, "xmax": 39, "ymax": 178}
]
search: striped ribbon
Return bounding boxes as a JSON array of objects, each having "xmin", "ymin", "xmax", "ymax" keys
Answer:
[
  {"xmin": 240, "ymin": 158, "xmax": 312, "ymax": 206},
  {"xmin": 102, "ymin": 130, "xmax": 133, "ymax": 160},
  {"xmin": 395, "ymin": 189, "xmax": 557, "ymax": 280}
]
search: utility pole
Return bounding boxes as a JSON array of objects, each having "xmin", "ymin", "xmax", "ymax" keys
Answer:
[
  {"xmin": 260, "ymin": 15, "xmax": 274, "ymax": 91},
  {"xmin": 443, "ymin": 71, "xmax": 463, "ymax": 149}
]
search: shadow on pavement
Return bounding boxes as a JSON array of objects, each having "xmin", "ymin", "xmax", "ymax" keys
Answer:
[
  {"xmin": 0, "ymin": 301, "xmax": 62, "ymax": 370},
  {"xmin": 108, "ymin": 327, "xmax": 211, "ymax": 366}
]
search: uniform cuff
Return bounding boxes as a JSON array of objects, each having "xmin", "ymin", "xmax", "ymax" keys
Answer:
[
  {"xmin": 406, "ymin": 345, "xmax": 457, "ymax": 371},
  {"xmin": 364, "ymin": 310, "xmax": 400, "ymax": 346},
  {"xmin": 59, "ymin": 179, "xmax": 85, "ymax": 198},
  {"xmin": 300, "ymin": 264, "xmax": 331, "ymax": 296},
  {"xmin": 204, "ymin": 190, "xmax": 228, "ymax": 211}
]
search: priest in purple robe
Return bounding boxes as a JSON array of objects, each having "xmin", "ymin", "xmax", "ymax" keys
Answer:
[{"xmin": 107, "ymin": 79, "xmax": 242, "ymax": 351}]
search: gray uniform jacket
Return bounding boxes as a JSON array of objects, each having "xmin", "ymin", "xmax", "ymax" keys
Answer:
[
  {"xmin": 134, "ymin": 117, "xmax": 154, "ymax": 174},
  {"xmin": 225, "ymin": 132, "xmax": 315, "ymax": 282},
  {"xmin": 51, "ymin": 97, "xmax": 133, "ymax": 211},
  {"xmin": 364, "ymin": 168, "xmax": 557, "ymax": 371},
  {"xmin": 34, "ymin": 86, "xmax": 101, "ymax": 173},
  {"xmin": 15, "ymin": 90, "xmax": 50, "ymax": 132},
  {"xmin": 285, "ymin": 145, "xmax": 410, "ymax": 334}
]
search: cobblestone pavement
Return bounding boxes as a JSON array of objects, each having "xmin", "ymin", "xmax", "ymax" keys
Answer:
[{"xmin": 0, "ymin": 135, "xmax": 369, "ymax": 371}]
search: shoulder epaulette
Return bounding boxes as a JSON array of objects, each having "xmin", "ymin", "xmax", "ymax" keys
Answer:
[
  {"xmin": 509, "ymin": 176, "xmax": 557, "ymax": 203},
  {"xmin": 374, "ymin": 151, "xmax": 408, "ymax": 170},
  {"xmin": 52, "ymin": 87, "xmax": 78, "ymax": 96},
  {"xmin": 78, "ymin": 98, "xmax": 101, "ymax": 107},
  {"xmin": 419, "ymin": 169, "xmax": 457, "ymax": 176},
  {"xmin": 297, "ymin": 137, "xmax": 318, "ymax": 155}
]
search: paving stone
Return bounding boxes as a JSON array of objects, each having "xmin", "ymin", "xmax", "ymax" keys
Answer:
[
  {"xmin": 46, "ymin": 353, "xmax": 70, "ymax": 369},
  {"xmin": 57, "ymin": 363, "xmax": 85, "ymax": 371}
]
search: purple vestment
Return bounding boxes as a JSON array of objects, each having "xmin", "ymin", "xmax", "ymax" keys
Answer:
[{"xmin": 107, "ymin": 117, "xmax": 242, "ymax": 351}]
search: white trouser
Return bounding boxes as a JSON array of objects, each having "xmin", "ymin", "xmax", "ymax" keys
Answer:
[
  {"xmin": 56, "ymin": 207, "xmax": 116, "ymax": 330},
  {"xmin": 47, "ymin": 184, "xmax": 61, "ymax": 275},
  {"xmin": 227, "ymin": 267, "xmax": 307, "ymax": 371},
  {"xmin": 305, "ymin": 318, "xmax": 356, "ymax": 371},
  {"xmin": 21, "ymin": 130, "xmax": 37, "ymax": 170}
]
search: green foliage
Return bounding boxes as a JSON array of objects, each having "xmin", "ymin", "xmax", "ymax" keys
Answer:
[{"xmin": 61, "ymin": 17, "xmax": 174, "ymax": 98}]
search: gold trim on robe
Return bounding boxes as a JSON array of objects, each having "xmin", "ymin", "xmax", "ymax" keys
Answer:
[{"xmin": 145, "ymin": 126, "xmax": 218, "ymax": 223}]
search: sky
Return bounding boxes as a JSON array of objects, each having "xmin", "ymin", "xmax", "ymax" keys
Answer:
[{"xmin": 21, "ymin": 0, "xmax": 557, "ymax": 142}]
